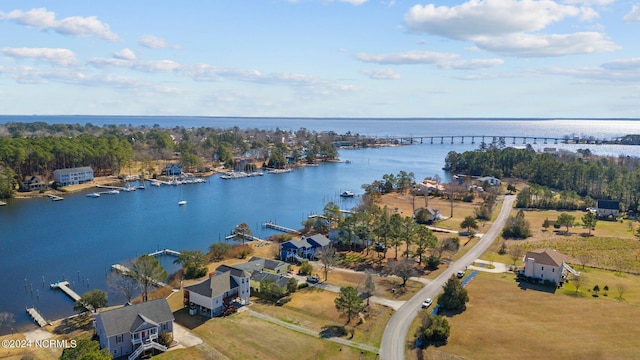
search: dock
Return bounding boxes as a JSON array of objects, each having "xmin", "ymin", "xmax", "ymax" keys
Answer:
[
  {"xmin": 225, "ymin": 233, "xmax": 267, "ymax": 242},
  {"xmin": 111, "ymin": 264, "xmax": 169, "ymax": 288},
  {"xmin": 262, "ymin": 221, "xmax": 301, "ymax": 235},
  {"xmin": 50, "ymin": 280, "xmax": 94, "ymax": 311},
  {"xmin": 47, "ymin": 194, "xmax": 64, "ymax": 201},
  {"xmin": 95, "ymin": 184, "xmax": 136, "ymax": 192},
  {"xmin": 26, "ymin": 307, "xmax": 48, "ymax": 327},
  {"xmin": 148, "ymin": 248, "xmax": 181, "ymax": 257}
]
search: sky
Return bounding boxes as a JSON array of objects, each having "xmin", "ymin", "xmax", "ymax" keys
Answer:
[{"xmin": 0, "ymin": 0, "xmax": 639, "ymax": 118}]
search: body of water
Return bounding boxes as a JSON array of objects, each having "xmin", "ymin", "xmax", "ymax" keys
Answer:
[{"xmin": 1, "ymin": 116, "xmax": 640, "ymax": 333}]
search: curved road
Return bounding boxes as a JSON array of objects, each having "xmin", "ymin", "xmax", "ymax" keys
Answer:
[{"xmin": 379, "ymin": 195, "xmax": 516, "ymax": 360}]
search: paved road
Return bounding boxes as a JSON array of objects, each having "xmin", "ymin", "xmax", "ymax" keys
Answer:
[{"xmin": 379, "ymin": 195, "xmax": 516, "ymax": 360}]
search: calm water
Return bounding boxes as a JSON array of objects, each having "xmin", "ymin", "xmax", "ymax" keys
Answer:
[{"xmin": 1, "ymin": 117, "xmax": 640, "ymax": 333}]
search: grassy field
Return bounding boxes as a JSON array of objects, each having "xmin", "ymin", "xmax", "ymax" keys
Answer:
[{"xmin": 407, "ymin": 271, "xmax": 640, "ymax": 360}]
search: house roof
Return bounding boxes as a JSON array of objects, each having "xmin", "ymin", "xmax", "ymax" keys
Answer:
[
  {"xmin": 53, "ymin": 166, "xmax": 93, "ymax": 175},
  {"xmin": 597, "ymin": 200, "xmax": 620, "ymax": 210},
  {"xmin": 94, "ymin": 298, "xmax": 173, "ymax": 338},
  {"xmin": 215, "ymin": 264, "xmax": 250, "ymax": 278},
  {"xmin": 281, "ymin": 239, "xmax": 312, "ymax": 249},
  {"xmin": 525, "ymin": 248, "xmax": 568, "ymax": 267},
  {"xmin": 246, "ymin": 257, "xmax": 288, "ymax": 271},
  {"xmin": 185, "ymin": 272, "xmax": 239, "ymax": 299},
  {"xmin": 250, "ymin": 271, "xmax": 289, "ymax": 288},
  {"xmin": 305, "ymin": 234, "xmax": 330, "ymax": 247}
]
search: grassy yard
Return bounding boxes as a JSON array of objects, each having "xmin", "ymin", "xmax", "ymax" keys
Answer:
[{"xmin": 407, "ymin": 271, "xmax": 640, "ymax": 360}]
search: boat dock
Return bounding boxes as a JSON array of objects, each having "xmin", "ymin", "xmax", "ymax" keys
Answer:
[
  {"xmin": 26, "ymin": 307, "xmax": 48, "ymax": 327},
  {"xmin": 95, "ymin": 184, "xmax": 135, "ymax": 192},
  {"xmin": 50, "ymin": 280, "xmax": 94, "ymax": 311},
  {"xmin": 111, "ymin": 264, "xmax": 169, "ymax": 288},
  {"xmin": 262, "ymin": 221, "xmax": 301, "ymax": 235},
  {"xmin": 148, "ymin": 248, "xmax": 181, "ymax": 257},
  {"xmin": 47, "ymin": 194, "xmax": 64, "ymax": 201},
  {"xmin": 0, "ymin": 200, "xmax": 6, "ymax": 206},
  {"xmin": 224, "ymin": 233, "xmax": 267, "ymax": 242}
]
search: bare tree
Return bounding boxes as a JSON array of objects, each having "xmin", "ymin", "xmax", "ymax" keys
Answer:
[
  {"xmin": 507, "ymin": 243, "xmax": 525, "ymax": 265},
  {"xmin": 572, "ymin": 274, "xmax": 586, "ymax": 295},
  {"xmin": 385, "ymin": 258, "xmax": 418, "ymax": 287},
  {"xmin": 363, "ymin": 270, "xmax": 376, "ymax": 306},
  {"xmin": 616, "ymin": 283, "xmax": 628, "ymax": 299},
  {"xmin": 107, "ymin": 270, "xmax": 138, "ymax": 304},
  {"xmin": 318, "ymin": 246, "xmax": 339, "ymax": 281},
  {"xmin": 576, "ymin": 253, "xmax": 592, "ymax": 270}
]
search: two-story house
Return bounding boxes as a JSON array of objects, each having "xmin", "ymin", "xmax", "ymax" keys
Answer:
[
  {"xmin": 522, "ymin": 248, "xmax": 578, "ymax": 286},
  {"xmin": 93, "ymin": 298, "xmax": 174, "ymax": 360},
  {"xmin": 183, "ymin": 266, "xmax": 250, "ymax": 318}
]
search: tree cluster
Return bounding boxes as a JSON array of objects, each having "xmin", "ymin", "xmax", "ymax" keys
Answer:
[
  {"xmin": 502, "ymin": 210, "xmax": 532, "ymax": 239},
  {"xmin": 437, "ymin": 276, "xmax": 469, "ymax": 312},
  {"xmin": 415, "ymin": 314, "xmax": 451, "ymax": 346}
]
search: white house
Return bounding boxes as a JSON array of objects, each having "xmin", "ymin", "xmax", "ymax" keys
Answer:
[
  {"xmin": 476, "ymin": 176, "xmax": 502, "ymax": 186},
  {"xmin": 522, "ymin": 248, "xmax": 577, "ymax": 286},
  {"xmin": 93, "ymin": 299, "xmax": 174, "ymax": 360},
  {"xmin": 53, "ymin": 166, "xmax": 94, "ymax": 187},
  {"xmin": 184, "ymin": 267, "xmax": 250, "ymax": 318},
  {"xmin": 596, "ymin": 199, "xmax": 620, "ymax": 218}
]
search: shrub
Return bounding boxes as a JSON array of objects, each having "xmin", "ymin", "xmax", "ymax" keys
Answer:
[
  {"xmin": 425, "ymin": 255, "xmax": 441, "ymax": 271},
  {"xmin": 298, "ymin": 260, "xmax": 313, "ymax": 275},
  {"xmin": 298, "ymin": 282, "xmax": 309, "ymax": 290},
  {"xmin": 158, "ymin": 332, "xmax": 173, "ymax": 347}
]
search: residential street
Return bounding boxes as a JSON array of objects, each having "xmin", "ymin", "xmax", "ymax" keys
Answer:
[{"xmin": 379, "ymin": 195, "xmax": 516, "ymax": 360}]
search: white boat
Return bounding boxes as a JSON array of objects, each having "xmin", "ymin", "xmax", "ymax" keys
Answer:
[
  {"xmin": 107, "ymin": 189, "xmax": 120, "ymax": 195},
  {"xmin": 86, "ymin": 192, "xmax": 100, "ymax": 198},
  {"xmin": 340, "ymin": 190, "xmax": 355, "ymax": 198},
  {"xmin": 266, "ymin": 168, "xmax": 293, "ymax": 174},
  {"xmin": 178, "ymin": 200, "xmax": 187, "ymax": 206},
  {"xmin": 151, "ymin": 181, "xmax": 161, "ymax": 187}
]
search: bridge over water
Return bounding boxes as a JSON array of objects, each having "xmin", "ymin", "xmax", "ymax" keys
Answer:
[{"xmin": 360, "ymin": 135, "xmax": 621, "ymax": 146}]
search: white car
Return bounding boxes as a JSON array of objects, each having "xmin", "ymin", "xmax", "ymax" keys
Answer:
[{"xmin": 421, "ymin": 298, "xmax": 432, "ymax": 308}]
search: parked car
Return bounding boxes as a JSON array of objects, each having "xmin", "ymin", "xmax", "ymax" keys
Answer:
[
  {"xmin": 307, "ymin": 275, "xmax": 320, "ymax": 283},
  {"xmin": 457, "ymin": 270, "xmax": 465, "ymax": 278},
  {"xmin": 421, "ymin": 298, "xmax": 432, "ymax": 308}
]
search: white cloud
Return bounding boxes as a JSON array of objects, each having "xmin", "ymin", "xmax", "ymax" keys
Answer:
[
  {"xmin": 601, "ymin": 58, "xmax": 640, "ymax": 70},
  {"xmin": 475, "ymin": 32, "xmax": 619, "ymax": 56},
  {"xmin": 563, "ymin": 0, "xmax": 614, "ymax": 5},
  {"xmin": 113, "ymin": 48, "xmax": 136, "ymax": 61},
  {"xmin": 2, "ymin": 47, "xmax": 79, "ymax": 66},
  {"xmin": 331, "ymin": 0, "xmax": 368, "ymax": 4},
  {"xmin": 0, "ymin": 8, "xmax": 119, "ymax": 41},
  {"xmin": 624, "ymin": 4, "xmax": 640, "ymax": 22},
  {"xmin": 139, "ymin": 35, "xmax": 177, "ymax": 49},
  {"xmin": 440, "ymin": 58, "xmax": 505, "ymax": 70},
  {"xmin": 405, "ymin": 0, "xmax": 581, "ymax": 39},
  {"xmin": 360, "ymin": 68, "xmax": 401, "ymax": 80},
  {"xmin": 354, "ymin": 50, "xmax": 458, "ymax": 64}
]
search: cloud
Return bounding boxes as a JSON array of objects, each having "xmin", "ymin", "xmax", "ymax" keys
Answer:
[
  {"xmin": 354, "ymin": 50, "xmax": 458, "ymax": 64},
  {"xmin": 0, "ymin": 8, "xmax": 119, "ymax": 41},
  {"xmin": 475, "ymin": 32, "xmax": 619, "ymax": 56},
  {"xmin": 440, "ymin": 58, "xmax": 505, "ymax": 70},
  {"xmin": 113, "ymin": 48, "xmax": 136, "ymax": 61},
  {"xmin": 361, "ymin": 68, "xmax": 401, "ymax": 80},
  {"xmin": 601, "ymin": 58, "xmax": 640, "ymax": 70},
  {"xmin": 563, "ymin": 0, "xmax": 614, "ymax": 5},
  {"xmin": 330, "ymin": 0, "xmax": 368, "ymax": 4},
  {"xmin": 624, "ymin": 4, "xmax": 640, "ymax": 22},
  {"xmin": 405, "ymin": 0, "xmax": 581, "ymax": 39},
  {"xmin": 2, "ymin": 47, "xmax": 79, "ymax": 66},
  {"xmin": 139, "ymin": 35, "xmax": 177, "ymax": 49}
]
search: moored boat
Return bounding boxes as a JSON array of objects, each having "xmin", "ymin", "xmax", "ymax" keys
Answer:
[{"xmin": 340, "ymin": 190, "xmax": 355, "ymax": 197}]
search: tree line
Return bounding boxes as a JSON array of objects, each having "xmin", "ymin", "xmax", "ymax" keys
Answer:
[{"xmin": 444, "ymin": 145, "xmax": 640, "ymax": 212}]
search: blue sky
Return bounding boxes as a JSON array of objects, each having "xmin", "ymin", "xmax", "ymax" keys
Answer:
[{"xmin": 0, "ymin": 0, "xmax": 638, "ymax": 118}]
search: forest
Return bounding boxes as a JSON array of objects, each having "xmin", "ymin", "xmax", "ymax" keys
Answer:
[{"xmin": 444, "ymin": 145, "xmax": 640, "ymax": 212}]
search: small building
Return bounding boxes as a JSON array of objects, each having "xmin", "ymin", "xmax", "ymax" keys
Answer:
[
  {"xmin": 280, "ymin": 234, "xmax": 331, "ymax": 263},
  {"xmin": 476, "ymin": 176, "xmax": 502, "ymax": 186},
  {"xmin": 21, "ymin": 175, "xmax": 47, "ymax": 191},
  {"xmin": 522, "ymin": 248, "xmax": 577, "ymax": 286},
  {"xmin": 413, "ymin": 206, "xmax": 441, "ymax": 223},
  {"xmin": 596, "ymin": 199, "xmax": 620, "ymax": 218},
  {"xmin": 164, "ymin": 164, "xmax": 182, "ymax": 176},
  {"xmin": 417, "ymin": 179, "xmax": 445, "ymax": 194},
  {"xmin": 249, "ymin": 271, "xmax": 290, "ymax": 293},
  {"xmin": 183, "ymin": 267, "xmax": 250, "ymax": 318},
  {"xmin": 53, "ymin": 167, "xmax": 94, "ymax": 187},
  {"xmin": 93, "ymin": 298, "xmax": 174, "ymax": 360}
]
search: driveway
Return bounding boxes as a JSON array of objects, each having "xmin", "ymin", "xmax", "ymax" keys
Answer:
[
  {"xmin": 379, "ymin": 195, "xmax": 516, "ymax": 360},
  {"xmin": 468, "ymin": 259, "xmax": 510, "ymax": 273},
  {"xmin": 171, "ymin": 323, "xmax": 203, "ymax": 348}
]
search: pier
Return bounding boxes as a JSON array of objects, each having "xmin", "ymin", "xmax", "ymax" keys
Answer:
[
  {"xmin": 148, "ymin": 248, "xmax": 181, "ymax": 257},
  {"xmin": 368, "ymin": 134, "xmax": 620, "ymax": 146},
  {"xmin": 225, "ymin": 233, "xmax": 267, "ymax": 242},
  {"xmin": 111, "ymin": 264, "xmax": 169, "ymax": 288},
  {"xmin": 0, "ymin": 200, "xmax": 6, "ymax": 206},
  {"xmin": 47, "ymin": 194, "xmax": 64, "ymax": 201},
  {"xmin": 50, "ymin": 280, "xmax": 94, "ymax": 311},
  {"xmin": 262, "ymin": 221, "xmax": 301, "ymax": 235},
  {"xmin": 95, "ymin": 184, "xmax": 135, "ymax": 192},
  {"xmin": 26, "ymin": 307, "xmax": 49, "ymax": 327}
]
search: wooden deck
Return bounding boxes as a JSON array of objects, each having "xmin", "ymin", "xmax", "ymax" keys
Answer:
[{"xmin": 50, "ymin": 281, "xmax": 81, "ymax": 302}]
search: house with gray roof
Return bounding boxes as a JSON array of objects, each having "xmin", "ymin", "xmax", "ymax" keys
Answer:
[
  {"xmin": 280, "ymin": 234, "xmax": 331, "ymax": 263},
  {"xmin": 249, "ymin": 271, "xmax": 290, "ymax": 293},
  {"xmin": 184, "ymin": 268, "xmax": 250, "ymax": 318},
  {"xmin": 93, "ymin": 298, "xmax": 174, "ymax": 360}
]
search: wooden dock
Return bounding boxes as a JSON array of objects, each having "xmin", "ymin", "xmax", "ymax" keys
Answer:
[
  {"xmin": 225, "ymin": 233, "xmax": 267, "ymax": 242},
  {"xmin": 50, "ymin": 281, "xmax": 81, "ymax": 302},
  {"xmin": 148, "ymin": 248, "xmax": 181, "ymax": 257},
  {"xmin": 26, "ymin": 307, "xmax": 48, "ymax": 327},
  {"xmin": 262, "ymin": 221, "xmax": 301, "ymax": 235}
]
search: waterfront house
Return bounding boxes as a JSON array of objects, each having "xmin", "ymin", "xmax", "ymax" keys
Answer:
[
  {"xmin": 53, "ymin": 166, "xmax": 94, "ymax": 187},
  {"xmin": 183, "ymin": 267, "xmax": 250, "ymax": 318},
  {"xmin": 522, "ymin": 248, "xmax": 577, "ymax": 286},
  {"xmin": 280, "ymin": 234, "xmax": 331, "ymax": 263},
  {"xmin": 413, "ymin": 206, "xmax": 441, "ymax": 223},
  {"xmin": 164, "ymin": 164, "xmax": 182, "ymax": 176},
  {"xmin": 233, "ymin": 257, "xmax": 289, "ymax": 275},
  {"xmin": 476, "ymin": 176, "xmax": 502, "ymax": 186},
  {"xmin": 93, "ymin": 298, "xmax": 174, "ymax": 360},
  {"xmin": 21, "ymin": 175, "xmax": 47, "ymax": 191},
  {"xmin": 417, "ymin": 179, "xmax": 445, "ymax": 194},
  {"xmin": 596, "ymin": 199, "xmax": 620, "ymax": 219}
]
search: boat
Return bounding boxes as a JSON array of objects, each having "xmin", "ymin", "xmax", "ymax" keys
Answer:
[
  {"xmin": 151, "ymin": 181, "xmax": 161, "ymax": 187},
  {"xmin": 178, "ymin": 200, "xmax": 187, "ymax": 206},
  {"xmin": 266, "ymin": 168, "xmax": 293, "ymax": 174},
  {"xmin": 107, "ymin": 189, "xmax": 120, "ymax": 195},
  {"xmin": 86, "ymin": 192, "xmax": 100, "ymax": 198},
  {"xmin": 340, "ymin": 190, "xmax": 355, "ymax": 198},
  {"xmin": 47, "ymin": 194, "xmax": 64, "ymax": 201},
  {"xmin": 0, "ymin": 200, "xmax": 6, "ymax": 206}
]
